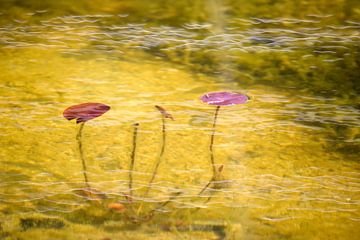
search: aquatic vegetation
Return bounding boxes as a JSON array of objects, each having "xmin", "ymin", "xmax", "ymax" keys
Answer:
[
  {"xmin": 119, "ymin": 107, "xmax": 176, "ymax": 223},
  {"xmin": 63, "ymin": 103, "xmax": 110, "ymax": 189},
  {"xmin": 63, "ymin": 103, "xmax": 110, "ymax": 124},
  {"xmin": 199, "ymin": 92, "xmax": 249, "ymax": 194},
  {"xmin": 145, "ymin": 105, "xmax": 174, "ymax": 196},
  {"xmin": 59, "ymin": 94, "xmax": 249, "ymax": 228},
  {"xmin": 128, "ymin": 123, "xmax": 139, "ymax": 201},
  {"xmin": 98, "ymin": 95, "xmax": 248, "ymax": 225}
]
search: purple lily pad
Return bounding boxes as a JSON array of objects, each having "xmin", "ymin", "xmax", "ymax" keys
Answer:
[
  {"xmin": 63, "ymin": 103, "xmax": 110, "ymax": 124},
  {"xmin": 200, "ymin": 92, "xmax": 248, "ymax": 106}
]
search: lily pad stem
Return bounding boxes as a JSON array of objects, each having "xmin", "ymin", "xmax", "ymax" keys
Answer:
[
  {"xmin": 199, "ymin": 105, "xmax": 220, "ymax": 195},
  {"xmin": 76, "ymin": 122, "xmax": 90, "ymax": 188},
  {"xmin": 129, "ymin": 123, "xmax": 139, "ymax": 200},
  {"xmin": 145, "ymin": 113, "xmax": 166, "ymax": 196}
]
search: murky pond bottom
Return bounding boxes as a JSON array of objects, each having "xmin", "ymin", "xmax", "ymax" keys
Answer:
[{"xmin": 0, "ymin": 1, "xmax": 360, "ymax": 239}]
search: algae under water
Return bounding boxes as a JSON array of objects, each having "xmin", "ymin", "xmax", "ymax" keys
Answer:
[{"xmin": 0, "ymin": 0, "xmax": 359, "ymax": 239}]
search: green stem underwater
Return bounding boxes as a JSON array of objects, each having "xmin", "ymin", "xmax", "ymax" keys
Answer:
[
  {"xmin": 210, "ymin": 105, "xmax": 220, "ymax": 175},
  {"xmin": 76, "ymin": 122, "xmax": 90, "ymax": 188},
  {"xmin": 198, "ymin": 105, "xmax": 220, "ymax": 195},
  {"xmin": 145, "ymin": 114, "xmax": 166, "ymax": 196},
  {"xmin": 129, "ymin": 123, "xmax": 139, "ymax": 200}
]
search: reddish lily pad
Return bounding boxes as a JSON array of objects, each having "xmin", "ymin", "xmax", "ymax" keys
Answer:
[{"xmin": 63, "ymin": 103, "xmax": 110, "ymax": 123}]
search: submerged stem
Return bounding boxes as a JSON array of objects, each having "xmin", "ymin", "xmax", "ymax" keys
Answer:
[
  {"xmin": 76, "ymin": 122, "xmax": 90, "ymax": 188},
  {"xmin": 129, "ymin": 123, "xmax": 139, "ymax": 200},
  {"xmin": 198, "ymin": 105, "xmax": 220, "ymax": 195},
  {"xmin": 145, "ymin": 114, "xmax": 166, "ymax": 196},
  {"xmin": 210, "ymin": 105, "xmax": 220, "ymax": 175}
]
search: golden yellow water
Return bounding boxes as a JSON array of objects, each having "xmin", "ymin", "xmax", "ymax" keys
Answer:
[{"xmin": 0, "ymin": 1, "xmax": 359, "ymax": 239}]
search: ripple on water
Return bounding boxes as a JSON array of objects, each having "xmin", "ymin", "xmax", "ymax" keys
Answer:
[{"xmin": 0, "ymin": 8, "xmax": 359, "ymax": 240}]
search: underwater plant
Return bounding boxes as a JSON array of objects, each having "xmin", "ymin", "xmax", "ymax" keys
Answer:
[
  {"xmin": 63, "ymin": 103, "xmax": 110, "ymax": 189},
  {"xmin": 128, "ymin": 123, "xmax": 139, "ymax": 201},
  {"xmin": 145, "ymin": 105, "xmax": 174, "ymax": 196},
  {"xmin": 199, "ymin": 92, "xmax": 248, "ymax": 194},
  {"xmin": 59, "ymin": 102, "xmax": 234, "ymax": 234}
]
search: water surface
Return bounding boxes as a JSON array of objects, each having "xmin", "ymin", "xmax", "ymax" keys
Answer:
[{"xmin": 0, "ymin": 1, "xmax": 359, "ymax": 239}]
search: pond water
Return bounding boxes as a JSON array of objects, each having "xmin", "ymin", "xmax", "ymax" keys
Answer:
[{"xmin": 0, "ymin": 1, "xmax": 359, "ymax": 239}]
